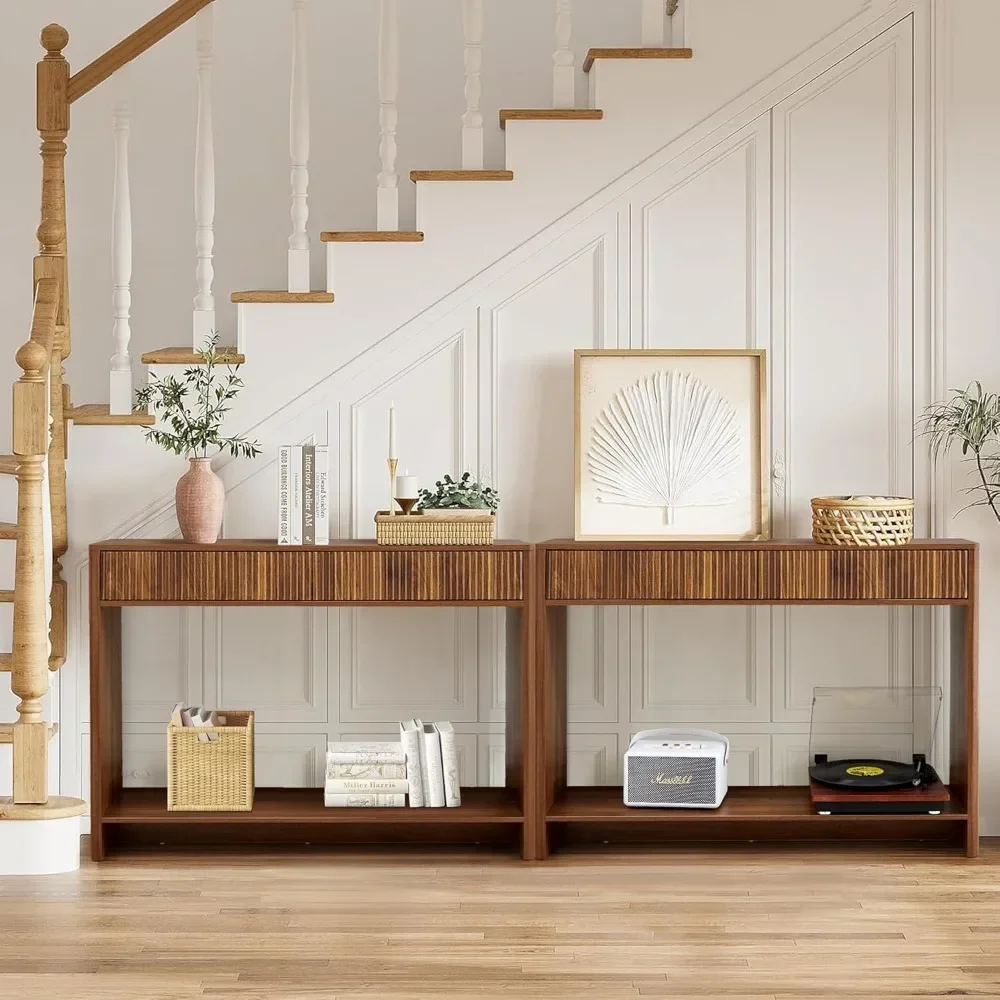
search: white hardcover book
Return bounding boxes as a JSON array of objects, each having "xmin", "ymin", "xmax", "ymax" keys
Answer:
[
  {"xmin": 324, "ymin": 778, "xmax": 409, "ymax": 794},
  {"xmin": 399, "ymin": 720, "xmax": 425, "ymax": 808},
  {"xmin": 289, "ymin": 445, "xmax": 303, "ymax": 544},
  {"xmin": 277, "ymin": 446, "xmax": 292, "ymax": 544},
  {"xmin": 437, "ymin": 721, "xmax": 462, "ymax": 808},
  {"xmin": 421, "ymin": 722, "xmax": 446, "ymax": 808},
  {"xmin": 325, "ymin": 741, "xmax": 405, "ymax": 764},
  {"xmin": 324, "ymin": 793, "xmax": 406, "ymax": 808},
  {"xmin": 315, "ymin": 445, "xmax": 330, "ymax": 546},
  {"xmin": 325, "ymin": 761, "xmax": 407, "ymax": 780}
]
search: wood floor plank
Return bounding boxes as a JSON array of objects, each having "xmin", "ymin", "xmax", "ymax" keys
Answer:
[{"xmin": 2, "ymin": 844, "xmax": 999, "ymax": 998}]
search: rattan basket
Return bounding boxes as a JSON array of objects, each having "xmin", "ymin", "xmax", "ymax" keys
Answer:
[
  {"xmin": 375, "ymin": 510, "xmax": 496, "ymax": 545},
  {"xmin": 167, "ymin": 710, "xmax": 254, "ymax": 811},
  {"xmin": 811, "ymin": 496, "xmax": 914, "ymax": 548}
]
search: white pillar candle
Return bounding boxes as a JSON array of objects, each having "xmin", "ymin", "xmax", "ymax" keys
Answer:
[
  {"xmin": 395, "ymin": 474, "xmax": 418, "ymax": 498},
  {"xmin": 388, "ymin": 402, "xmax": 397, "ymax": 458}
]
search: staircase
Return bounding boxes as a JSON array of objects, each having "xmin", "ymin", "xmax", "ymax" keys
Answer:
[{"xmin": 3, "ymin": 0, "xmax": 912, "ymax": 867}]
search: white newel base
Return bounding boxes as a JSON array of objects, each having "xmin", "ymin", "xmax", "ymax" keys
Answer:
[
  {"xmin": 288, "ymin": 249, "xmax": 311, "ymax": 294},
  {"xmin": 109, "ymin": 369, "xmax": 134, "ymax": 416},
  {"xmin": 193, "ymin": 309, "xmax": 216, "ymax": 350},
  {"xmin": 376, "ymin": 188, "xmax": 399, "ymax": 232},
  {"xmin": 0, "ymin": 815, "xmax": 82, "ymax": 875}
]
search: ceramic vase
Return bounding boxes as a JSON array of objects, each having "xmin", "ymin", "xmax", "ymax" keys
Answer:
[{"xmin": 175, "ymin": 457, "xmax": 225, "ymax": 544}]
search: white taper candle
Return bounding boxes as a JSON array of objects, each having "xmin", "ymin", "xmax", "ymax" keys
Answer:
[{"xmin": 388, "ymin": 403, "xmax": 397, "ymax": 458}]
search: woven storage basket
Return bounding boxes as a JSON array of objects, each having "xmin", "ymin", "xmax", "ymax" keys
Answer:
[
  {"xmin": 167, "ymin": 710, "xmax": 254, "ymax": 811},
  {"xmin": 375, "ymin": 511, "xmax": 496, "ymax": 545},
  {"xmin": 811, "ymin": 496, "xmax": 914, "ymax": 548}
]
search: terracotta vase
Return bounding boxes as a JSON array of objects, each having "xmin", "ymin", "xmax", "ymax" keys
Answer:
[{"xmin": 175, "ymin": 457, "xmax": 225, "ymax": 544}]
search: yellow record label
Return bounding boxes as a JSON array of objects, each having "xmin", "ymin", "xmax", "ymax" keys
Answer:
[{"xmin": 845, "ymin": 765, "xmax": 885, "ymax": 777}]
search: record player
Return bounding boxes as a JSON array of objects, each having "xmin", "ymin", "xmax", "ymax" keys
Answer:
[{"xmin": 808, "ymin": 686, "xmax": 949, "ymax": 815}]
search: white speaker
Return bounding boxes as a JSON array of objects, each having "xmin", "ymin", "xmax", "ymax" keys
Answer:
[{"xmin": 624, "ymin": 728, "xmax": 729, "ymax": 809}]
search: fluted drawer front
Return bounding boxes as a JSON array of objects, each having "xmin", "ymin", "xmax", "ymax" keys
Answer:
[
  {"xmin": 100, "ymin": 548, "xmax": 524, "ymax": 603},
  {"xmin": 546, "ymin": 547, "xmax": 969, "ymax": 603}
]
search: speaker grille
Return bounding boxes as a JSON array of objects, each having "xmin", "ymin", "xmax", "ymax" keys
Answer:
[{"xmin": 627, "ymin": 755, "xmax": 716, "ymax": 805}]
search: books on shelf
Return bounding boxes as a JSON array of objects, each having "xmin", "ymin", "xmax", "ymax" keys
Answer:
[
  {"xmin": 170, "ymin": 702, "xmax": 226, "ymax": 743},
  {"xmin": 324, "ymin": 741, "xmax": 408, "ymax": 809},
  {"xmin": 278, "ymin": 444, "xmax": 330, "ymax": 546},
  {"xmin": 321, "ymin": 729, "xmax": 461, "ymax": 809}
]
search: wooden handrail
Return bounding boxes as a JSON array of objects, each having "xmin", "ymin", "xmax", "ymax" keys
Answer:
[{"xmin": 67, "ymin": 0, "xmax": 215, "ymax": 104}]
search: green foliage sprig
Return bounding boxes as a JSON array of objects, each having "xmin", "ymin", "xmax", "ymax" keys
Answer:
[
  {"xmin": 920, "ymin": 381, "xmax": 1000, "ymax": 524},
  {"xmin": 134, "ymin": 333, "xmax": 261, "ymax": 461},
  {"xmin": 417, "ymin": 473, "xmax": 498, "ymax": 512}
]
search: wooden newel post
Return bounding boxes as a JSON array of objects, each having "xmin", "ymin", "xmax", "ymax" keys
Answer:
[
  {"xmin": 36, "ymin": 25, "xmax": 70, "ymax": 673},
  {"xmin": 12, "ymin": 331, "xmax": 53, "ymax": 804}
]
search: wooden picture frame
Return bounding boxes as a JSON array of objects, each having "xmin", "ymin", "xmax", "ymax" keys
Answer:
[{"xmin": 574, "ymin": 349, "xmax": 769, "ymax": 541}]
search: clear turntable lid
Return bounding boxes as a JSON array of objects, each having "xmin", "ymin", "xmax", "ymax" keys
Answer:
[{"xmin": 808, "ymin": 686, "xmax": 943, "ymax": 768}]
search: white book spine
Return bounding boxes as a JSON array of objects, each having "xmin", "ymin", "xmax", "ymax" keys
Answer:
[
  {"xmin": 324, "ymin": 778, "xmax": 408, "ymax": 794},
  {"xmin": 277, "ymin": 446, "xmax": 291, "ymax": 544},
  {"xmin": 325, "ymin": 751, "xmax": 406, "ymax": 765},
  {"xmin": 315, "ymin": 445, "xmax": 330, "ymax": 545},
  {"xmin": 437, "ymin": 721, "xmax": 462, "ymax": 808},
  {"xmin": 289, "ymin": 445, "xmax": 303, "ymax": 544},
  {"xmin": 399, "ymin": 720, "xmax": 425, "ymax": 808},
  {"xmin": 325, "ymin": 761, "xmax": 407, "ymax": 780},
  {"xmin": 324, "ymin": 793, "xmax": 405, "ymax": 808},
  {"xmin": 421, "ymin": 722, "xmax": 446, "ymax": 808}
]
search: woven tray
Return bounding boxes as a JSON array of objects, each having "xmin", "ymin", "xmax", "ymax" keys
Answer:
[
  {"xmin": 167, "ymin": 710, "xmax": 255, "ymax": 811},
  {"xmin": 811, "ymin": 496, "xmax": 914, "ymax": 548},
  {"xmin": 375, "ymin": 511, "xmax": 496, "ymax": 545}
]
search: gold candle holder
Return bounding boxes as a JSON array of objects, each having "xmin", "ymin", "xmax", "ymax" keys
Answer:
[
  {"xmin": 387, "ymin": 457, "xmax": 398, "ymax": 515},
  {"xmin": 395, "ymin": 497, "xmax": 419, "ymax": 516}
]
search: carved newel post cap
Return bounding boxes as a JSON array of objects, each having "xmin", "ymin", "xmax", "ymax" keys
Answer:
[
  {"xmin": 36, "ymin": 220, "xmax": 65, "ymax": 251},
  {"xmin": 16, "ymin": 341, "xmax": 48, "ymax": 378},
  {"xmin": 40, "ymin": 24, "xmax": 69, "ymax": 54}
]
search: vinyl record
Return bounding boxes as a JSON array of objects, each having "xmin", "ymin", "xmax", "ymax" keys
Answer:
[{"xmin": 809, "ymin": 757, "xmax": 928, "ymax": 791}]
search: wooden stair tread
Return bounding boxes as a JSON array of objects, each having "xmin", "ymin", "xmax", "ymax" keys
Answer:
[
  {"xmin": 410, "ymin": 170, "xmax": 514, "ymax": 182},
  {"xmin": 320, "ymin": 231, "xmax": 424, "ymax": 243},
  {"xmin": 0, "ymin": 591, "xmax": 14, "ymax": 603},
  {"xmin": 0, "ymin": 523, "xmax": 16, "ymax": 540},
  {"xmin": 231, "ymin": 291, "xmax": 335, "ymax": 304},
  {"xmin": 0, "ymin": 456, "xmax": 18, "ymax": 476},
  {"xmin": 500, "ymin": 109, "xmax": 604, "ymax": 128},
  {"xmin": 141, "ymin": 347, "xmax": 245, "ymax": 365},
  {"xmin": 68, "ymin": 404, "xmax": 155, "ymax": 427},
  {"xmin": 583, "ymin": 47, "xmax": 693, "ymax": 72}
]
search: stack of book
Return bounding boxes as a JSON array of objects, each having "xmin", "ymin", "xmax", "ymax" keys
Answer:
[
  {"xmin": 325, "ymin": 741, "xmax": 408, "ymax": 807},
  {"xmin": 399, "ymin": 720, "xmax": 461, "ymax": 808},
  {"xmin": 278, "ymin": 445, "xmax": 330, "ymax": 545},
  {"xmin": 170, "ymin": 703, "xmax": 226, "ymax": 742}
]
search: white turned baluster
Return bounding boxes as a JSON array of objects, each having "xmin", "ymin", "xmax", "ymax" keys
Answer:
[
  {"xmin": 288, "ymin": 0, "xmax": 310, "ymax": 292},
  {"xmin": 552, "ymin": 0, "xmax": 574, "ymax": 109},
  {"xmin": 377, "ymin": 0, "xmax": 399, "ymax": 231},
  {"xmin": 642, "ymin": 0, "xmax": 666, "ymax": 46},
  {"xmin": 193, "ymin": 6, "xmax": 215, "ymax": 349},
  {"xmin": 461, "ymin": 0, "xmax": 484, "ymax": 170},
  {"xmin": 109, "ymin": 68, "xmax": 133, "ymax": 415},
  {"xmin": 668, "ymin": 0, "xmax": 685, "ymax": 48}
]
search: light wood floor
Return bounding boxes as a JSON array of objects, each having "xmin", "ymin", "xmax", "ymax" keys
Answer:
[{"xmin": 2, "ymin": 843, "xmax": 1000, "ymax": 998}]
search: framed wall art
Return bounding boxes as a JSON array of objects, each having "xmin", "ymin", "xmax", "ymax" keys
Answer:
[{"xmin": 575, "ymin": 349, "xmax": 769, "ymax": 541}]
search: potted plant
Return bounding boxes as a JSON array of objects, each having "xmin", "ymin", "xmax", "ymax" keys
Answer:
[
  {"xmin": 921, "ymin": 381, "xmax": 1000, "ymax": 525},
  {"xmin": 135, "ymin": 334, "xmax": 261, "ymax": 544},
  {"xmin": 416, "ymin": 473, "xmax": 499, "ymax": 518}
]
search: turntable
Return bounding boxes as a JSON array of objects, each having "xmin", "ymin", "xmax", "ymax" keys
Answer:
[{"xmin": 807, "ymin": 687, "xmax": 949, "ymax": 815}]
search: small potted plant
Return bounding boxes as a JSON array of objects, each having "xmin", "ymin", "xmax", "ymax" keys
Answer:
[
  {"xmin": 921, "ymin": 381, "xmax": 1000, "ymax": 525},
  {"xmin": 417, "ymin": 473, "xmax": 499, "ymax": 518},
  {"xmin": 135, "ymin": 334, "xmax": 261, "ymax": 544}
]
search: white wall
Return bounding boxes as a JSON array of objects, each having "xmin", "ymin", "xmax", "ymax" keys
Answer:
[{"xmin": 0, "ymin": 0, "xmax": 999, "ymax": 832}]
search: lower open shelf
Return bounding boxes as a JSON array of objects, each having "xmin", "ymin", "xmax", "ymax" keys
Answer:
[
  {"xmin": 96, "ymin": 787, "xmax": 524, "ymax": 857},
  {"xmin": 545, "ymin": 786, "xmax": 970, "ymax": 852}
]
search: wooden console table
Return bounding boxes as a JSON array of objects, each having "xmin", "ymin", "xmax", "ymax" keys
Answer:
[
  {"xmin": 89, "ymin": 540, "xmax": 540, "ymax": 860},
  {"xmin": 536, "ymin": 539, "xmax": 979, "ymax": 858}
]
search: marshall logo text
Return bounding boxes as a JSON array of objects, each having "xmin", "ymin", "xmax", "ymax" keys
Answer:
[{"xmin": 652, "ymin": 773, "xmax": 694, "ymax": 785}]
